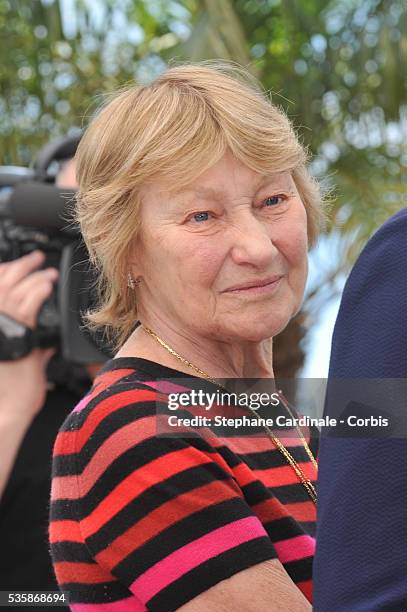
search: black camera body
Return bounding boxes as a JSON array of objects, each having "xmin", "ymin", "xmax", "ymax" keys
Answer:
[{"xmin": 0, "ymin": 134, "xmax": 109, "ymax": 367}]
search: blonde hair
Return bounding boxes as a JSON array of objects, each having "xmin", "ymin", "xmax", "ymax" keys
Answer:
[{"xmin": 76, "ymin": 62, "xmax": 326, "ymax": 349}]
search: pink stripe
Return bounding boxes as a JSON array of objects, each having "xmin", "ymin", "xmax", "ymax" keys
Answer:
[
  {"xmin": 131, "ymin": 516, "xmax": 268, "ymax": 604},
  {"xmin": 73, "ymin": 395, "xmax": 93, "ymax": 414},
  {"xmin": 143, "ymin": 379, "xmax": 191, "ymax": 394},
  {"xmin": 274, "ymin": 534, "xmax": 315, "ymax": 564},
  {"xmin": 70, "ymin": 596, "xmax": 145, "ymax": 612}
]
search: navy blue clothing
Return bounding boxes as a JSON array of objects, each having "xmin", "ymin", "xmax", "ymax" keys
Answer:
[{"xmin": 314, "ymin": 207, "xmax": 407, "ymax": 611}]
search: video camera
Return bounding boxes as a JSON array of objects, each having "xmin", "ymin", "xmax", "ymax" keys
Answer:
[{"xmin": 0, "ymin": 133, "xmax": 109, "ymax": 367}]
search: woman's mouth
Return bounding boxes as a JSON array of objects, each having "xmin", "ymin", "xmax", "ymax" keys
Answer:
[{"xmin": 223, "ymin": 276, "xmax": 284, "ymax": 296}]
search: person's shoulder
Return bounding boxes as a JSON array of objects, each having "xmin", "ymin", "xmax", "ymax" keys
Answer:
[
  {"xmin": 344, "ymin": 206, "xmax": 407, "ymax": 288},
  {"xmin": 363, "ymin": 206, "xmax": 407, "ymax": 255},
  {"xmin": 52, "ymin": 362, "xmax": 163, "ymax": 457},
  {"xmin": 328, "ymin": 206, "xmax": 407, "ymax": 377},
  {"xmin": 379, "ymin": 205, "xmax": 407, "ymax": 231}
]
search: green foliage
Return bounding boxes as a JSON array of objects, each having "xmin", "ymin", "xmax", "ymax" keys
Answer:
[{"xmin": 0, "ymin": 0, "xmax": 190, "ymax": 163}]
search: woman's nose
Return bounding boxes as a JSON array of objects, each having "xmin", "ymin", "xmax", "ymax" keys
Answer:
[{"xmin": 229, "ymin": 216, "xmax": 278, "ymax": 268}]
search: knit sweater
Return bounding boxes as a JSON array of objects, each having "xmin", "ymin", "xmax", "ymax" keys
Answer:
[{"xmin": 50, "ymin": 357, "xmax": 318, "ymax": 611}]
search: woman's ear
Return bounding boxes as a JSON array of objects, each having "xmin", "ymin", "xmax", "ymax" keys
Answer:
[
  {"xmin": 127, "ymin": 242, "xmax": 142, "ymax": 280},
  {"xmin": 128, "ymin": 235, "xmax": 147, "ymax": 287},
  {"xmin": 127, "ymin": 273, "xmax": 136, "ymax": 289},
  {"xmin": 127, "ymin": 273, "xmax": 142, "ymax": 289}
]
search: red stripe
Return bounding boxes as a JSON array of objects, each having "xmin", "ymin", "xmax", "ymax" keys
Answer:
[
  {"xmin": 274, "ymin": 534, "xmax": 315, "ymax": 564},
  {"xmin": 284, "ymin": 500, "xmax": 316, "ymax": 523},
  {"xmin": 49, "ymin": 520, "xmax": 83, "ymax": 544},
  {"xmin": 253, "ymin": 461, "xmax": 317, "ymax": 487},
  {"xmin": 213, "ymin": 435, "xmax": 311, "ymax": 453},
  {"xmin": 92, "ymin": 369, "xmax": 136, "ymax": 394},
  {"xmin": 54, "ymin": 561, "xmax": 115, "ymax": 584},
  {"xmin": 231, "ymin": 462, "xmax": 258, "ymax": 487},
  {"xmin": 253, "ymin": 498, "xmax": 316, "ymax": 528},
  {"xmin": 297, "ymin": 578, "xmax": 313, "ymax": 603},
  {"xmin": 253, "ymin": 497, "xmax": 288, "ymax": 522}
]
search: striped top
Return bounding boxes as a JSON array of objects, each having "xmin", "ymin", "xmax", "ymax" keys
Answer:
[{"xmin": 50, "ymin": 357, "xmax": 318, "ymax": 611}]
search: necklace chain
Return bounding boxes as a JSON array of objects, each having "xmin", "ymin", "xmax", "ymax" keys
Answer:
[{"xmin": 141, "ymin": 323, "xmax": 317, "ymax": 505}]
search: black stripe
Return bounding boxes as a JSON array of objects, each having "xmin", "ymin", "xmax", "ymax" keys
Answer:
[
  {"xmin": 239, "ymin": 445, "xmax": 315, "ymax": 468},
  {"xmin": 284, "ymin": 555, "xmax": 314, "ymax": 584},
  {"xmin": 96, "ymin": 356, "xmax": 202, "ymax": 381},
  {"xmin": 115, "ymin": 497, "xmax": 257, "ymax": 582},
  {"xmin": 147, "ymin": 537, "xmax": 277, "ymax": 611},
  {"xmin": 87, "ymin": 462, "xmax": 233, "ymax": 554},
  {"xmin": 50, "ymin": 541, "xmax": 95, "ymax": 563},
  {"xmin": 263, "ymin": 516, "xmax": 312, "ymax": 542},
  {"xmin": 238, "ymin": 480, "xmax": 273, "ymax": 505},
  {"xmin": 308, "ymin": 425, "xmax": 320, "ymax": 456},
  {"xmin": 242, "ymin": 480, "xmax": 314, "ymax": 505},
  {"xmin": 60, "ymin": 581, "xmax": 131, "ymax": 604},
  {"xmin": 57, "ymin": 407, "xmax": 80, "ymax": 434},
  {"xmin": 299, "ymin": 520, "xmax": 316, "ymax": 537},
  {"xmin": 214, "ymin": 444, "xmax": 243, "ymax": 468}
]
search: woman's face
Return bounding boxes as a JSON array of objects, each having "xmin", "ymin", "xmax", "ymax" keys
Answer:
[{"xmin": 133, "ymin": 152, "xmax": 309, "ymax": 343}]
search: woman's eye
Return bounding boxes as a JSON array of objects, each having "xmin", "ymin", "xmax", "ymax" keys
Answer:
[
  {"xmin": 263, "ymin": 195, "xmax": 285, "ymax": 207},
  {"xmin": 192, "ymin": 211, "xmax": 210, "ymax": 223}
]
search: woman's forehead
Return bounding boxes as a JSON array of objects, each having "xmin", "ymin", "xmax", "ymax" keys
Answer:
[
  {"xmin": 194, "ymin": 167, "xmax": 292, "ymax": 187},
  {"xmin": 150, "ymin": 169, "xmax": 295, "ymax": 202}
]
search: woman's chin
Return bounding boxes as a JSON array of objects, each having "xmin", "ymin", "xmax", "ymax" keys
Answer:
[{"xmin": 218, "ymin": 319, "xmax": 290, "ymax": 343}]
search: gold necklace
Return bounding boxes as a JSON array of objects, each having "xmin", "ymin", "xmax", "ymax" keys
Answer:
[{"xmin": 141, "ymin": 323, "xmax": 317, "ymax": 505}]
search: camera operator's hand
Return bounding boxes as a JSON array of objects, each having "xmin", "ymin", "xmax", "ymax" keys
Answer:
[{"xmin": 0, "ymin": 250, "xmax": 58, "ymax": 498}]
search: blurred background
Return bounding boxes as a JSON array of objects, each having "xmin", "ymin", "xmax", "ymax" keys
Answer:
[{"xmin": 1, "ymin": 0, "xmax": 406, "ymax": 379}]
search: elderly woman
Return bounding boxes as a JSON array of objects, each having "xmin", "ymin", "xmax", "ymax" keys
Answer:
[{"xmin": 50, "ymin": 63, "xmax": 324, "ymax": 611}]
